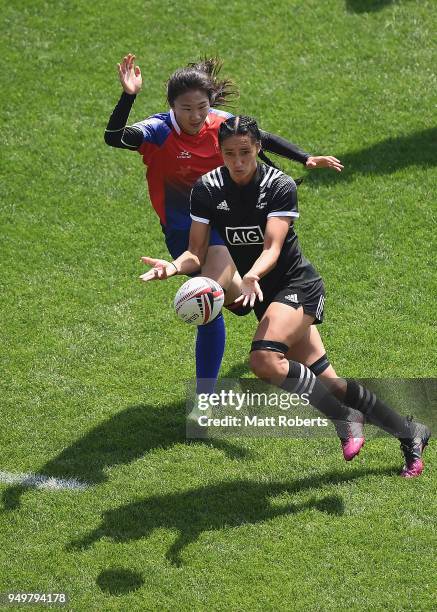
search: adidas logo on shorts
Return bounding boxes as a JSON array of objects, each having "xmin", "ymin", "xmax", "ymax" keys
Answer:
[{"xmin": 284, "ymin": 293, "xmax": 298, "ymax": 303}]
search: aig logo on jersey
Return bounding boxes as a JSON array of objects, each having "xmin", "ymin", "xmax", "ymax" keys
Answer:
[{"xmin": 225, "ymin": 226, "xmax": 264, "ymax": 246}]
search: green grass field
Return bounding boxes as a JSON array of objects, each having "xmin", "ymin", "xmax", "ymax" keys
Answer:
[{"xmin": 1, "ymin": 0, "xmax": 436, "ymax": 609}]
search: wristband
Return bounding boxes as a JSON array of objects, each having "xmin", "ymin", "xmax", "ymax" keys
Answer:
[{"xmin": 169, "ymin": 262, "xmax": 179, "ymax": 274}]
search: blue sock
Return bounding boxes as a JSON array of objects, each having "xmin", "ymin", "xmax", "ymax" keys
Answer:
[{"xmin": 195, "ymin": 313, "xmax": 226, "ymax": 394}]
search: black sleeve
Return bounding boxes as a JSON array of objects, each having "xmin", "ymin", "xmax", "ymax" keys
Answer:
[
  {"xmin": 267, "ymin": 174, "xmax": 299, "ymax": 219},
  {"xmin": 190, "ymin": 180, "xmax": 213, "ymax": 225},
  {"xmin": 260, "ymin": 129, "xmax": 310, "ymax": 166},
  {"xmin": 104, "ymin": 92, "xmax": 144, "ymax": 150}
]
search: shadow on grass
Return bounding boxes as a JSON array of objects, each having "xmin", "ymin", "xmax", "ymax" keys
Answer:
[
  {"xmin": 307, "ymin": 128, "xmax": 436, "ymax": 186},
  {"xmin": 96, "ymin": 568, "xmax": 144, "ymax": 596},
  {"xmin": 67, "ymin": 467, "xmax": 395, "ymax": 568},
  {"xmin": 1, "ymin": 401, "xmax": 251, "ymax": 511},
  {"xmin": 346, "ymin": 0, "xmax": 414, "ymax": 13}
]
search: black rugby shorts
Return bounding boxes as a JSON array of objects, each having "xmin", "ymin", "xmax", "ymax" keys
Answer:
[{"xmin": 254, "ymin": 278, "xmax": 326, "ymax": 324}]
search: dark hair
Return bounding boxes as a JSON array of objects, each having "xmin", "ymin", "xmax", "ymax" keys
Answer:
[
  {"xmin": 218, "ymin": 115, "xmax": 261, "ymax": 146},
  {"xmin": 167, "ymin": 57, "xmax": 238, "ymax": 107}
]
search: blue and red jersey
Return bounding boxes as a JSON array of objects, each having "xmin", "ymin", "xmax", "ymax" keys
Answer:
[{"xmin": 133, "ymin": 108, "xmax": 232, "ymax": 232}]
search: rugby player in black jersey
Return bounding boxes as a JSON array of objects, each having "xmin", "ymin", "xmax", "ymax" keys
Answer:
[{"xmin": 140, "ymin": 116, "xmax": 430, "ymax": 478}]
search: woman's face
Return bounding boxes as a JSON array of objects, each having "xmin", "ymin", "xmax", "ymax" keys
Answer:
[
  {"xmin": 172, "ymin": 90, "xmax": 210, "ymax": 135},
  {"xmin": 220, "ymin": 134, "xmax": 260, "ymax": 185}
]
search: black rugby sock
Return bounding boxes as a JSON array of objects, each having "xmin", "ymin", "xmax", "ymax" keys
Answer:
[
  {"xmin": 344, "ymin": 380, "xmax": 415, "ymax": 439},
  {"xmin": 280, "ymin": 361, "xmax": 351, "ymax": 436}
]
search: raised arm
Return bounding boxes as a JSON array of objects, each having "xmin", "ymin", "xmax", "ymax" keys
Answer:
[
  {"xmin": 104, "ymin": 54, "xmax": 144, "ymax": 150},
  {"xmin": 260, "ymin": 129, "xmax": 344, "ymax": 172}
]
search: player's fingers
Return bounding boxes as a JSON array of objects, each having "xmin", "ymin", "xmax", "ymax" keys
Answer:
[
  {"xmin": 141, "ymin": 256, "xmax": 159, "ymax": 266},
  {"xmin": 324, "ymin": 157, "xmax": 342, "ymax": 169},
  {"xmin": 329, "ymin": 161, "xmax": 344, "ymax": 171},
  {"xmin": 258, "ymin": 288, "xmax": 264, "ymax": 303},
  {"xmin": 152, "ymin": 266, "xmax": 163, "ymax": 278},
  {"xmin": 234, "ymin": 294, "xmax": 244, "ymax": 303},
  {"xmin": 249, "ymin": 293, "xmax": 256, "ymax": 308},
  {"xmin": 139, "ymin": 271, "xmax": 155, "ymax": 282}
]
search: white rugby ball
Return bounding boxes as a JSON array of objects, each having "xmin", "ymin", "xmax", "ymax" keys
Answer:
[{"xmin": 174, "ymin": 277, "xmax": 224, "ymax": 325}]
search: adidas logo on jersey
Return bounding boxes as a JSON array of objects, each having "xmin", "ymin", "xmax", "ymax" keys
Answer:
[
  {"xmin": 217, "ymin": 200, "xmax": 230, "ymax": 211},
  {"xmin": 177, "ymin": 150, "xmax": 191, "ymax": 159},
  {"xmin": 284, "ymin": 293, "xmax": 298, "ymax": 303}
]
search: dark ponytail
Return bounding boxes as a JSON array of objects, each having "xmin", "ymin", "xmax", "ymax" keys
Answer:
[{"xmin": 167, "ymin": 57, "xmax": 238, "ymax": 107}]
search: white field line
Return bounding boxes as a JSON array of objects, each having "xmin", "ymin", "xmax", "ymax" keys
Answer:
[{"xmin": 0, "ymin": 471, "xmax": 89, "ymax": 490}]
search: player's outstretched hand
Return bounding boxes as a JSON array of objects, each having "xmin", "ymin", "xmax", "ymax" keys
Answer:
[
  {"xmin": 235, "ymin": 273, "xmax": 263, "ymax": 307},
  {"xmin": 306, "ymin": 155, "xmax": 344, "ymax": 172},
  {"xmin": 139, "ymin": 257, "xmax": 177, "ymax": 282},
  {"xmin": 117, "ymin": 53, "xmax": 142, "ymax": 95}
]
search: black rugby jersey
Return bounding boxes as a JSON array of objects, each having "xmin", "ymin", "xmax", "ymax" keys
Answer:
[{"xmin": 190, "ymin": 163, "xmax": 320, "ymax": 293}]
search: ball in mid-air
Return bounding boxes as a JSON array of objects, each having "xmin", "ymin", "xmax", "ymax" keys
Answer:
[{"xmin": 174, "ymin": 277, "xmax": 224, "ymax": 325}]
